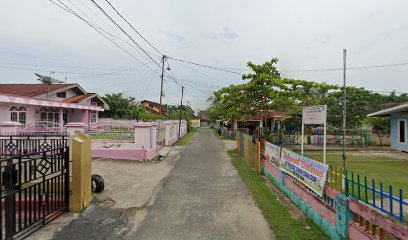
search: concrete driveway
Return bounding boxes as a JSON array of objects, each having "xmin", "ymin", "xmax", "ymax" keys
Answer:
[
  {"xmin": 28, "ymin": 128, "xmax": 273, "ymax": 239},
  {"xmin": 130, "ymin": 128, "xmax": 274, "ymax": 240},
  {"xmin": 27, "ymin": 146, "xmax": 185, "ymax": 240}
]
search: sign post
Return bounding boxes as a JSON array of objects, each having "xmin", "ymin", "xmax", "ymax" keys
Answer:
[{"xmin": 302, "ymin": 105, "xmax": 327, "ymax": 163}]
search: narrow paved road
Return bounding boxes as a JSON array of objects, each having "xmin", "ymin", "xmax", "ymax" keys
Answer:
[{"xmin": 131, "ymin": 128, "xmax": 274, "ymax": 240}]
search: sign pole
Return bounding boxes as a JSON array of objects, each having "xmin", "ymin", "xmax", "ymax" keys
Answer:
[
  {"xmin": 323, "ymin": 105, "xmax": 327, "ymax": 164},
  {"xmin": 301, "ymin": 120, "xmax": 304, "ymax": 156}
]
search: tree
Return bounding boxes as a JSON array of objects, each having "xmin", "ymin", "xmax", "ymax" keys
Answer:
[
  {"xmin": 100, "ymin": 93, "xmax": 140, "ymax": 119},
  {"xmin": 208, "ymin": 59, "xmax": 337, "ymax": 121}
]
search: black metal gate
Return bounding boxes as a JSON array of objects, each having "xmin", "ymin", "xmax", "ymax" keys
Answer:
[{"xmin": 0, "ymin": 134, "xmax": 70, "ymax": 239}]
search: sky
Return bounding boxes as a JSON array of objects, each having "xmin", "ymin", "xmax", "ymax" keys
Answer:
[{"xmin": 1, "ymin": 0, "xmax": 408, "ymax": 112}]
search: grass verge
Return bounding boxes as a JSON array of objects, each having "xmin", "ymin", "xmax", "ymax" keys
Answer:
[
  {"xmin": 228, "ymin": 149, "xmax": 329, "ymax": 240},
  {"xmin": 175, "ymin": 128, "xmax": 198, "ymax": 146},
  {"xmin": 304, "ymin": 151, "xmax": 408, "ymax": 195}
]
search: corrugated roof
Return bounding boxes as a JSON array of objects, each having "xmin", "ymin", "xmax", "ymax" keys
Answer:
[{"xmin": 0, "ymin": 84, "xmax": 75, "ymax": 97}]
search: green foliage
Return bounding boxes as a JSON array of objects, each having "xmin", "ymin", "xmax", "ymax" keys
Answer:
[
  {"xmin": 360, "ymin": 117, "xmax": 389, "ymax": 130},
  {"xmin": 208, "ymin": 59, "xmax": 337, "ymax": 121},
  {"xmin": 100, "ymin": 93, "xmax": 195, "ymax": 123},
  {"xmin": 208, "ymin": 59, "xmax": 408, "ymax": 129},
  {"xmin": 101, "ymin": 93, "xmax": 139, "ymax": 119},
  {"xmin": 175, "ymin": 128, "xmax": 198, "ymax": 146},
  {"xmin": 323, "ymin": 88, "xmax": 408, "ymax": 128},
  {"xmin": 228, "ymin": 150, "xmax": 329, "ymax": 239}
]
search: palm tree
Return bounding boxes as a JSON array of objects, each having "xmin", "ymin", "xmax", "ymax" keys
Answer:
[{"xmin": 35, "ymin": 73, "xmax": 64, "ymax": 98}]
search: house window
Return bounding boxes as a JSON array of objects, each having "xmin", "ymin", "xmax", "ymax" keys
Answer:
[
  {"xmin": 398, "ymin": 119, "xmax": 406, "ymax": 143},
  {"xmin": 56, "ymin": 92, "xmax": 66, "ymax": 98},
  {"xmin": 90, "ymin": 112, "xmax": 97, "ymax": 125},
  {"xmin": 92, "ymin": 102, "xmax": 98, "ymax": 106},
  {"xmin": 18, "ymin": 107, "xmax": 26, "ymax": 125},
  {"xmin": 63, "ymin": 110, "xmax": 68, "ymax": 125},
  {"xmin": 10, "ymin": 106, "xmax": 26, "ymax": 125},
  {"xmin": 10, "ymin": 107, "xmax": 18, "ymax": 122},
  {"xmin": 39, "ymin": 108, "xmax": 61, "ymax": 126}
]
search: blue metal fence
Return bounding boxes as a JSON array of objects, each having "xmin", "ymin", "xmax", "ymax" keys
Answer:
[{"xmin": 345, "ymin": 170, "xmax": 407, "ymax": 223}]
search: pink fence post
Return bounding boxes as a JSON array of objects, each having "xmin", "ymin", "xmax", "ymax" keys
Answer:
[
  {"xmin": 65, "ymin": 122, "xmax": 86, "ymax": 136},
  {"xmin": 0, "ymin": 122, "xmax": 23, "ymax": 134},
  {"xmin": 134, "ymin": 122, "xmax": 154, "ymax": 149},
  {"xmin": 164, "ymin": 121, "xmax": 171, "ymax": 146},
  {"xmin": 150, "ymin": 122, "xmax": 158, "ymax": 150}
]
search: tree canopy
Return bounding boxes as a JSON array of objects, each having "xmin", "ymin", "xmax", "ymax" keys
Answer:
[
  {"xmin": 100, "ymin": 93, "xmax": 195, "ymax": 122},
  {"xmin": 208, "ymin": 59, "xmax": 408, "ymax": 129},
  {"xmin": 208, "ymin": 59, "xmax": 337, "ymax": 121}
]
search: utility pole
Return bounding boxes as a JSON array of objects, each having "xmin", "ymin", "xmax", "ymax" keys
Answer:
[
  {"xmin": 342, "ymin": 49, "xmax": 347, "ymax": 172},
  {"xmin": 178, "ymin": 86, "xmax": 184, "ymax": 139},
  {"xmin": 159, "ymin": 55, "xmax": 166, "ymax": 115}
]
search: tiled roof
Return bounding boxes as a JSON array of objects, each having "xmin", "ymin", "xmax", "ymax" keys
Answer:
[
  {"xmin": 144, "ymin": 106, "xmax": 161, "ymax": 115},
  {"xmin": 0, "ymin": 84, "xmax": 74, "ymax": 97},
  {"xmin": 141, "ymin": 99, "xmax": 167, "ymax": 113},
  {"xmin": 251, "ymin": 112, "xmax": 285, "ymax": 120},
  {"xmin": 63, "ymin": 93, "xmax": 95, "ymax": 103}
]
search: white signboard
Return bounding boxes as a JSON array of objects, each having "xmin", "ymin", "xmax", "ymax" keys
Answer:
[
  {"xmin": 302, "ymin": 105, "xmax": 327, "ymax": 124},
  {"xmin": 264, "ymin": 142, "xmax": 281, "ymax": 165},
  {"xmin": 301, "ymin": 105, "xmax": 327, "ymax": 163}
]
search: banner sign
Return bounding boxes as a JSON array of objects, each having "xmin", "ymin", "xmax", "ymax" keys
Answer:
[
  {"xmin": 264, "ymin": 142, "xmax": 281, "ymax": 165},
  {"xmin": 279, "ymin": 148, "xmax": 328, "ymax": 196},
  {"xmin": 302, "ymin": 105, "xmax": 327, "ymax": 124}
]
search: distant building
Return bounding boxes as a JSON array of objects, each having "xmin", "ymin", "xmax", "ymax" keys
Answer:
[
  {"xmin": 0, "ymin": 83, "xmax": 108, "ymax": 127},
  {"xmin": 141, "ymin": 100, "xmax": 167, "ymax": 116},
  {"xmin": 197, "ymin": 110, "xmax": 209, "ymax": 126},
  {"xmin": 368, "ymin": 103, "xmax": 408, "ymax": 152},
  {"xmin": 233, "ymin": 111, "xmax": 285, "ymax": 131}
]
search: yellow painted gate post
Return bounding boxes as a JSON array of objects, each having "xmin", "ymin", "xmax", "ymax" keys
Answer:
[{"xmin": 70, "ymin": 132, "xmax": 92, "ymax": 213}]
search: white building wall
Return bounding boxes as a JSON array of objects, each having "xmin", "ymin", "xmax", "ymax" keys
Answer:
[{"xmin": 36, "ymin": 88, "xmax": 78, "ymax": 101}]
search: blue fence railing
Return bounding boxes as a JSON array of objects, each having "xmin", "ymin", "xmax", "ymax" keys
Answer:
[{"xmin": 345, "ymin": 170, "xmax": 407, "ymax": 223}]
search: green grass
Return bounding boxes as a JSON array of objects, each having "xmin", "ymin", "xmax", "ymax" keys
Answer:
[
  {"xmin": 175, "ymin": 128, "xmax": 198, "ymax": 146},
  {"xmin": 228, "ymin": 150, "xmax": 329, "ymax": 240},
  {"xmin": 304, "ymin": 151, "xmax": 408, "ymax": 196}
]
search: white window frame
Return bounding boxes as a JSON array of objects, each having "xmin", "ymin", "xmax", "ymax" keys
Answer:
[
  {"xmin": 10, "ymin": 106, "xmax": 26, "ymax": 125},
  {"xmin": 90, "ymin": 111, "xmax": 97, "ymax": 125},
  {"xmin": 398, "ymin": 119, "xmax": 406, "ymax": 144}
]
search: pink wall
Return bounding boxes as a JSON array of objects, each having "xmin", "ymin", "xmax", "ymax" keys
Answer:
[
  {"xmin": 92, "ymin": 148, "xmax": 148, "ymax": 161},
  {"xmin": 348, "ymin": 199, "xmax": 408, "ymax": 240},
  {"xmin": 262, "ymin": 158, "xmax": 338, "ymax": 226},
  {"xmin": 0, "ymin": 103, "xmax": 39, "ymax": 124},
  {"xmin": 284, "ymin": 175, "xmax": 337, "ymax": 225},
  {"xmin": 36, "ymin": 88, "xmax": 78, "ymax": 102}
]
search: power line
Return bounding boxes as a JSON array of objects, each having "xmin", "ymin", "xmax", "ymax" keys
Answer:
[
  {"xmin": 0, "ymin": 50, "xmax": 128, "ymax": 69},
  {"xmin": 68, "ymin": 0, "xmax": 158, "ymax": 65},
  {"xmin": 64, "ymin": 0, "xmax": 158, "ymax": 67},
  {"xmin": 282, "ymin": 61, "xmax": 408, "ymax": 73},
  {"xmin": 0, "ymin": 62, "xmax": 129, "ymax": 71},
  {"xmin": 103, "ymin": 0, "xmax": 163, "ymax": 56},
  {"xmin": 0, "ymin": 64, "xmax": 145, "ymax": 76},
  {"xmin": 88, "ymin": 0, "xmax": 161, "ymax": 68},
  {"xmin": 167, "ymin": 57, "xmax": 243, "ymax": 75},
  {"xmin": 141, "ymin": 69, "xmax": 159, "ymax": 100},
  {"xmin": 49, "ymin": 0, "xmax": 156, "ymax": 73}
]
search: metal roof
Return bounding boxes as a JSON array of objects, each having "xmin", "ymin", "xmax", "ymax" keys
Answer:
[{"xmin": 367, "ymin": 102, "xmax": 408, "ymax": 117}]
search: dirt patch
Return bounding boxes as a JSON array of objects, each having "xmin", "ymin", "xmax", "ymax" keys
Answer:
[{"xmin": 223, "ymin": 140, "xmax": 237, "ymax": 151}]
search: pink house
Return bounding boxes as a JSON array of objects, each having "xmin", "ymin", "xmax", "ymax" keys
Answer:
[{"xmin": 0, "ymin": 83, "xmax": 109, "ymax": 131}]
